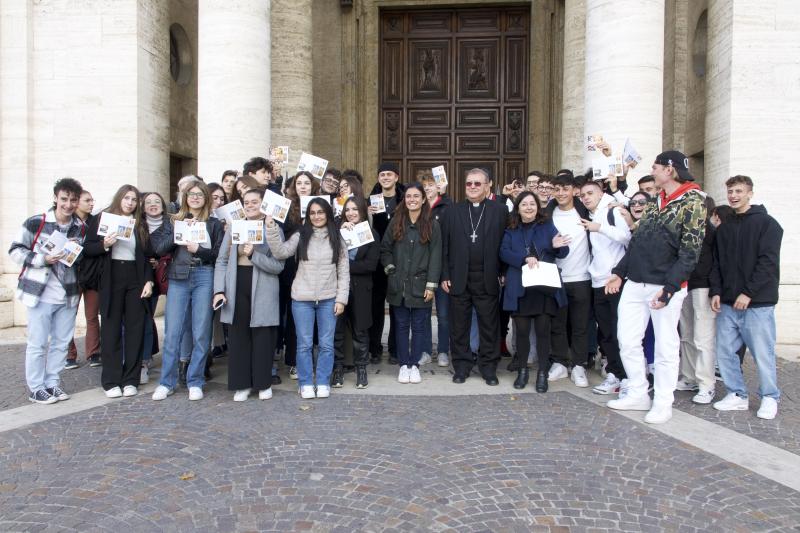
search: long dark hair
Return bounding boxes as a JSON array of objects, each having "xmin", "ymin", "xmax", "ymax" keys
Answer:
[
  {"xmin": 508, "ymin": 190, "xmax": 547, "ymax": 229},
  {"xmin": 392, "ymin": 182, "xmax": 433, "ymax": 244},
  {"xmin": 106, "ymin": 184, "xmax": 149, "ymax": 245},
  {"xmin": 286, "ymin": 171, "xmax": 321, "ymax": 226},
  {"xmin": 338, "ymin": 196, "xmax": 369, "ymax": 227},
  {"xmin": 298, "ymin": 198, "xmax": 342, "ymax": 264}
]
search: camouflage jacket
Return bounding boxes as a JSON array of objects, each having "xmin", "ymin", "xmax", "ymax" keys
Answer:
[{"xmin": 612, "ymin": 182, "xmax": 706, "ymax": 302}]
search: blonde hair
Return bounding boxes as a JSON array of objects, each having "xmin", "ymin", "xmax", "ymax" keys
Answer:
[{"xmin": 173, "ymin": 181, "xmax": 212, "ymax": 221}]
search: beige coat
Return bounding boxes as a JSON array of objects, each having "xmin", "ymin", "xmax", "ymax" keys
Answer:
[{"xmin": 266, "ymin": 222, "xmax": 349, "ymax": 305}]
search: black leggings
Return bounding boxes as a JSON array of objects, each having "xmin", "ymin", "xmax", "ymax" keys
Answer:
[{"xmin": 513, "ymin": 314, "xmax": 552, "ymax": 370}]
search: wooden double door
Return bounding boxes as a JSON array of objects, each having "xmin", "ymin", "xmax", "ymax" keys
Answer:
[{"xmin": 379, "ymin": 7, "xmax": 530, "ymax": 201}]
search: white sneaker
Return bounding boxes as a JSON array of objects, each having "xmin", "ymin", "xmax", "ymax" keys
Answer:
[
  {"xmin": 299, "ymin": 385, "xmax": 315, "ymax": 399},
  {"xmin": 233, "ymin": 389, "xmax": 251, "ymax": 402},
  {"xmin": 418, "ymin": 353, "xmax": 432, "ymax": 365},
  {"xmin": 618, "ymin": 379, "xmax": 630, "ymax": 400},
  {"xmin": 548, "ymin": 362, "xmax": 568, "ymax": 382},
  {"xmin": 570, "ymin": 366, "xmax": 589, "ymax": 388},
  {"xmin": 316, "ymin": 385, "xmax": 330, "ymax": 398},
  {"xmin": 398, "ymin": 365, "xmax": 411, "ymax": 384},
  {"xmin": 289, "ymin": 367, "xmax": 298, "ymax": 380},
  {"xmin": 140, "ymin": 365, "xmax": 150, "ymax": 384},
  {"xmin": 713, "ymin": 392, "xmax": 749, "ymax": 411},
  {"xmin": 692, "ymin": 389, "xmax": 715, "ymax": 405},
  {"xmin": 592, "ymin": 373, "xmax": 620, "ymax": 395},
  {"xmin": 122, "ymin": 385, "xmax": 138, "ymax": 397},
  {"xmin": 675, "ymin": 378, "xmax": 699, "ymax": 391},
  {"xmin": 151, "ymin": 385, "xmax": 173, "ymax": 401},
  {"xmin": 607, "ymin": 393, "xmax": 652, "ymax": 411},
  {"xmin": 408, "ymin": 365, "xmax": 422, "ymax": 384},
  {"xmin": 437, "ymin": 352, "xmax": 449, "ymax": 367},
  {"xmin": 757, "ymin": 397, "xmax": 778, "ymax": 420},
  {"xmin": 259, "ymin": 388, "xmax": 273, "ymax": 400},
  {"xmin": 104, "ymin": 386, "xmax": 122, "ymax": 399},
  {"xmin": 644, "ymin": 404, "xmax": 673, "ymax": 424},
  {"xmin": 188, "ymin": 387, "xmax": 204, "ymax": 401}
]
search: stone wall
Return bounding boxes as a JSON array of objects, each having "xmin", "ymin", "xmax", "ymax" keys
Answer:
[{"xmin": 169, "ymin": 0, "xmax": 199, "ymax": 187}]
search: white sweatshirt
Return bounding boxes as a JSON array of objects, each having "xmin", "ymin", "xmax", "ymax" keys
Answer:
[{"xmin": 588, "ymin": 194, "xmax": 632, "ymax": 288}]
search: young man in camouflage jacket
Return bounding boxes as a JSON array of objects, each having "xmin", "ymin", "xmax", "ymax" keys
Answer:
[{"xmin": 604, "ymin": 151, "xmax": 706, "ymax": 424}]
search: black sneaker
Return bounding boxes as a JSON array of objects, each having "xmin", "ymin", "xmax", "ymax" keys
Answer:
[
  {"xmin": 64, "ymin": 360, "xmax": 79, "ymax": 370},
  {"xmin": 47, "ymin": 386, "xmax": 70, "ymax": 401},
  {"xmin": 29, "ymin": 389, "xmax": 57, "ymax": 404},
  {"xmin": 356, "ymin": 366, "xmax": 368, "ymax": 389},
  {"xmin": 272, "ymin": 374, "xmax": 282, "ymax": 385},
  {"xmin": 88, "ymin": 354, "xmax": 102, "ymax": 367},
  {"xmin": 331, "ymin": 366, "xmax": 344, "ymax": 388}
]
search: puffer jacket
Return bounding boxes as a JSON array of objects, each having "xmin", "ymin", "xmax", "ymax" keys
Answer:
[{"xmin": 266, "ymin": 222, "xmax": 349, "ymax": 305}]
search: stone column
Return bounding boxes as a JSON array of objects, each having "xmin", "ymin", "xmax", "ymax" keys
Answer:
[
  {"xmin": 198, "ymin": 0, "xmax": 271, "ymax": 181},
  {"xmin": 705, "ymin": 0, "xmax": 800, "ymax": 342},
  {"xmin": 561, "ymin": 0, "xmax": 586, "ymax": 172},
  {"xmin": 271, "ymin": 0, "xmax": 313, "ymax": 173},
  {"xmin": 583, "ymin": 0, "xmax": 665, "ymax": 178}
]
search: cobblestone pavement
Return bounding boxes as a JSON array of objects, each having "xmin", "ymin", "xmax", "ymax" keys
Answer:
[{"xmin": 1, "ymin": 390, "xmax": 799, "ymax": 532}]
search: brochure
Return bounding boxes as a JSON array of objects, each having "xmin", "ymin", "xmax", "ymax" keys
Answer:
[
  {"xmin": 369, "ymin": 194, "xmax": 386, "ymax": 214},
  {"xmin": 231, "ymin": 219, "xmax": 264, "ymax": 244},
  {"xmin": 260, "ymin": 190, "xmax": 292, "ymax": 223},
  {"xmin": 40, "ymin": 231, "xmax": 83, "ymax": 267},
  {"xmin": 340, "ymin": 221, "xmax": 375, "ymax": 250},
  {"xmin": 432, "ymin": 165, "xmax": 448, "ymax": 185},
  {"xmin": 296, "ymin": 152, "xmax": 329, "ymax": 181},
  {"xmin": 269, "ymin": 146, "xmax": 290, "ymax": 171},
  {"xmin": 96, "ymin": 212, "xmax": 136, "ymax": 241},
  {"xmin": 622, "ymin": 138, "xmax": 642, "ymax": 168},
  {"xmin": 214, "ymin": 200, "xmax": 246, "ymax": 224},
  {"xmin": 174, "ymin": 220, "xmax": 208, "ymax": 245},
  {"xmin": 586, "ymin": 134, "xmax": 604, "ymax": 152}
]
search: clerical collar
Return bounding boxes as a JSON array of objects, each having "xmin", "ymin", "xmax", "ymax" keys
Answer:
[{"xmin": 471, "ymin": 199, "xmax": 484, "ymax": 207}]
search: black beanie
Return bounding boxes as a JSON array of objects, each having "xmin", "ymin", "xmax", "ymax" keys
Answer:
[{"xmin": 378, "ymin": 162, "xmax": 400, "ymax": 176}]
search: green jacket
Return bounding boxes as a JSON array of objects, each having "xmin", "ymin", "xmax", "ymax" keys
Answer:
[{"xmin": 380, "ymin": 217, "xmax": 441, "ymax": 308}]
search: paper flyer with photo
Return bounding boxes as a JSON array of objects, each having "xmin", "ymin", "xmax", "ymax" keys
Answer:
[
  {"xmin": 300, "ymin": 195, "xmax": 330, "ymax": 219},
  {"xmin": 613, "ymin": 155, "xmax": 625, "ymax": 177},
  {"xmin": 40, "ymin": 231, "xmax": 83, "ymax": 267},
  {"xmin": 296, "ymin": 152, "xmax": 329, "ymax": 181},
  {"xmin": 174, "ymin": 220, "xmax": 208, "ymax": 245},
  {"xmin": 97, "ymin": 212, "xmax": 136, "ymax": 241},
  {"xmin": 432, "ymin": 165, "xmax": 448, "ymax": 185},
  {"xmin": 260, "ymin": 190, "xmax": 292, "ymax": 223},
  {"xmin": 269, "ymin": 146, "xmax": 289, "ymax": 170},
  {"xmin": 59, "ymin": 240, "xmax": 83, "ymax": 267},
  {"xmin": 231, "ymin": 219, "xmax": 264, "ymax": 244},
  {"xmin": 369, "ymin": 194, "xmax": 386, "ymax": 214},
  {"xmin": 586, "ymin": 134, "xmax": 604, "ymax": 152},
  {"xmin": 592, "ymin": 156, "xmax": 623, "ymax": 179},
  {"xmin": 622, "ymin": 138, "xmax": 642, "ymax": 167},
  {"xmin": 340, "ymin": 221, "xmax": 375, "ymax": 250},
  {"xmin": 214, "ymin": 200, "xmax": 246, "ymax": 224}
]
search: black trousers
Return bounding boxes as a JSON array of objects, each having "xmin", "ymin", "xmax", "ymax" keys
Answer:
[
  {"xmin": 278, "ymin": 281, "xmax": 296, "ymax": 366},
  {"xmin": 551, "ymin": 280, "xmax": 592, "ymax": 368},
  {"xmin": 334, "ymin": 315, "xmax": 370, "ymax": 368},
  {"xmin": 449, "ymin": 271, "xmax": 500, "ymax": 377},
  {"xmin": 369, "ymin": 268, "xmax": 396, "ymax": 357},
  {"xmin": 101, "ymin": 260, "xmax": 146, "ymax": 390},
  {"xmin": 513, "ymin": 314, "xmax": 551, "ymax": 370},
  {"xmin": 593, "ymin": 287, "xmax": 625, "ymax": 378},
  {"xmin": 228, "ymin": 266, "xmax": 276, "ymax": 391}
]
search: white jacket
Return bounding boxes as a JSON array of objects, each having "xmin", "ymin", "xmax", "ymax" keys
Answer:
[{"xmin": 588, "ymin": 194, "xmax": 631, "ymax": 288}]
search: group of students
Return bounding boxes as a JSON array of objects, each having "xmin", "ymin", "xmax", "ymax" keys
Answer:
[{"xmin": 11, "ymin": 149, "xmax": 784, "ymax": 422}]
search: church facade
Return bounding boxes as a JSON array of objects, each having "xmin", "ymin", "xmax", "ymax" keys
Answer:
[{"xmin": 0, "ymin": 0, "xmax": 798, "ymax": 341}]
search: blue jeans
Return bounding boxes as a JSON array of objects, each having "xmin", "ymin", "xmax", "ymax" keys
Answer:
[
  {"xmin": 141, "ymin": 294, "xmax": 158, "ymax": 363},
  {"xmin": 25, "ymin": 301, "xmax": 77, "ymax": 392},
  {"xmin": 716, "ymin": 304, "xmax": 779, "ymax": 400},
  {"xmin": 292, "ymin": 299, "xmax": 337, "ymax": 387},
  {"xmin": 423, "ymin": 288, "xmax": 450, "ymax": 355},
  {"xmin": 160, "ymin": 266, "xmax": 214, "ymax": 389},
  {"xmin": 394, "ymin": 305, "xmax": 431, "ymax": 366},
  {"xmin": 180, "ymin": 313, "xmax": 192, "ymax": 362}
]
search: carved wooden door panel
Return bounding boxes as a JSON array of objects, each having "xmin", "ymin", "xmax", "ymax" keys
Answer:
[{"xmin": 380, "ymin": 8, "xmax": 529, "ymax": 201}]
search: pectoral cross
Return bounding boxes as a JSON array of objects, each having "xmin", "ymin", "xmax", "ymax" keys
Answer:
[{"xmin": 470, "ymin": 231, "xmax": 478, "ymax": 243}]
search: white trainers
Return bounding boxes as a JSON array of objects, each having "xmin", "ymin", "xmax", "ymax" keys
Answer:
[
  {"xmin": 151, "ymin": 385, "xmax": 173, "ymax": 401},
  {"xmin": 289, "ymin": 367, "xmax": 298, "ymax": 380},
  {"xmin": 233, "ymin": 389, "xmax": 251, "ymax": 402},
  {"xmin": 188, "ymin": 387, "xmax": 204, "ymax": 401},
  {"xmin": 299, "ymin": 386, "xmax": 315, "ymax": 399},
  {"xmin": 713, "ymin": 392, "xmax": 749, "ymax": 411},
  {"xmin": 140, "ymin": 365, "xmax": 150, "ymax": 384},
  {"xmin": 692, "ymin": 389, "xmax": 715, "ymax": 405},
  {"xmin": 675, "ymin": 378, "xmax": 699, "ymax": 391},
  {"xmin": 437, "ymin": 352, "xmax": 449, "ymax": 367},
  {"xmin": 757, "ymin": 397, "xmax": 778, "ymax": 420},
  {"xmin": 607, "ymin": 393, "xmax": 652, "ymax": 411},
  {"xmin": 398, "ymin": 365, "xmax": 411, "ymax": 384},
  {"xmin": 418, "ymin": 352, "xmax": 432, "ymax": 365},
  {"xmin": 618, "ymin": 379, "xmax": 630, "ymax": 399},
  {"xmin": 316, "ymin": 385, "xmax": 330, "ymax": 398},
  {"xmin": 259, "ymin": 388, "xmax": 273, "ymax": 400},
  {"xmin": 122, "ymin": 385, "xmax": 138, "ymax": 397},
  {"xmin": 592, "ymin": 373, "xmax": 620, "ymax": 395},
  {"xmin": 548, "ymin": 362, "xmax": 568, "ymax": 381},
  {"xmin": 644, "ymin": 404, "xmax": 673, "ymax": 424},
  {"xmin": 570, "ymin": 365, "xmax": 589, "ymax": 388},
  {"xmin": 408, "ymin": 365, "xmax": 422, "ymax": 384},
  {"xmin": 104, "ymin": 386, "xmax": 122, "ymax": 398}
]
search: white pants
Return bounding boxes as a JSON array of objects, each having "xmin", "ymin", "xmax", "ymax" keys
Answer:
[
  {"xmin": 617, "ymin": 282, "xmax": 687, "ymax": 406},
  {"xmin": 679, "ymin": 288, "xmax": 717, "ymax": 392}
]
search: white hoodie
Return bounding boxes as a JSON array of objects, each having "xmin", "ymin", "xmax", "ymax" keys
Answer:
[{"xmin": 588, "ymin": 194, "xmax": 631, "ymax": 288}]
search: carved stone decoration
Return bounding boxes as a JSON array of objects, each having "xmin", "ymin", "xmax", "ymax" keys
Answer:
[
  {"xmin": 467, "ymin": 48, "xmax": 487, "ymax": 90},
  {"xmin": 509, "ymin": 14, "xmax": 524, "ymax": 30},
  {"xmin": 389, "ymin": 16, "xmax": 401, "ymax": 32},
  {"xmin": 506, "ymin": 109, "xmax": 525, "ymax": 153},
  {"xmin": 419, "ymin": 48, "xmax": 441, "ymax": 91},
  {"xmin": 386, "ymin": 112, "xmax": 401, "ymax": 152}
]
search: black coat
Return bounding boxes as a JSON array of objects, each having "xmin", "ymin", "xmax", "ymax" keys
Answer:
[
  {"xmin": 369, "ymin": 181, "xmax": 406, "ymax": 240},
  {"xmin": 346, "ymin": 229, "xmax": 380, "ymax": 330},
  {"xmin": 441, "ymin": 199, "xmax": 507, "ymax": 296},
  {"xmin": 83, "ymin": 214, "xmax": 154, "ymax": 318}
]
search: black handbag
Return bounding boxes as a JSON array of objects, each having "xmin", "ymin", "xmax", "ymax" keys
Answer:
[{"xmin": 77, "ymin": 254, "xmax": 103, "ymax": 291}]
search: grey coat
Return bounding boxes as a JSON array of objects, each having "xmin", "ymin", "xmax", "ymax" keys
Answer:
[{"xmin": 213, "ymin": 224, "xmax": 285, "ymax": 327}]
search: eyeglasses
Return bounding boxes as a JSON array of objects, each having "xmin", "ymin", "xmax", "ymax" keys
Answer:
[
  {"xmin": 537, "ymin": 185, "xmax": 553, "ymax": 192},
  {"xmin": 465, "ymin": 181, "xmax": 485, "ymax": 188},
  {"xmin": 630, "ymin": 199, "xmax": 648, "ymax": 206},
  {"xmin": 308, "ymin": 209, "xmax": 326, "ymax": 216},
  {"xmin": 323, "ymin": 177, "xmax": 339, "ymax": 185},
  {"xmin": 186, "ymin": 192, "xmax": 205, "ymax": 199},
  {"xmin": 144, "ymin": 200, "xmax": 162, "ymax": 206}
]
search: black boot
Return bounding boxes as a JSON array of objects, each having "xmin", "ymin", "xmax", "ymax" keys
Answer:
[
  {"xmin": 179, "ymin": 361, "xmax": 188, "ymax": 387},
  {"xmin": 356, "ymin": 366, "xmax": 368, "ymax": 389},
  {"xmin": 331, "ymin": 366, "xmax": 344, "ymax": 388},
  {"xmin": 536, "ymin": 370, "xmax": 548, "ymax": 393},
  {"xmin": 513, "ymin": 367, "xmax": 529, "ymax": 389}
]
